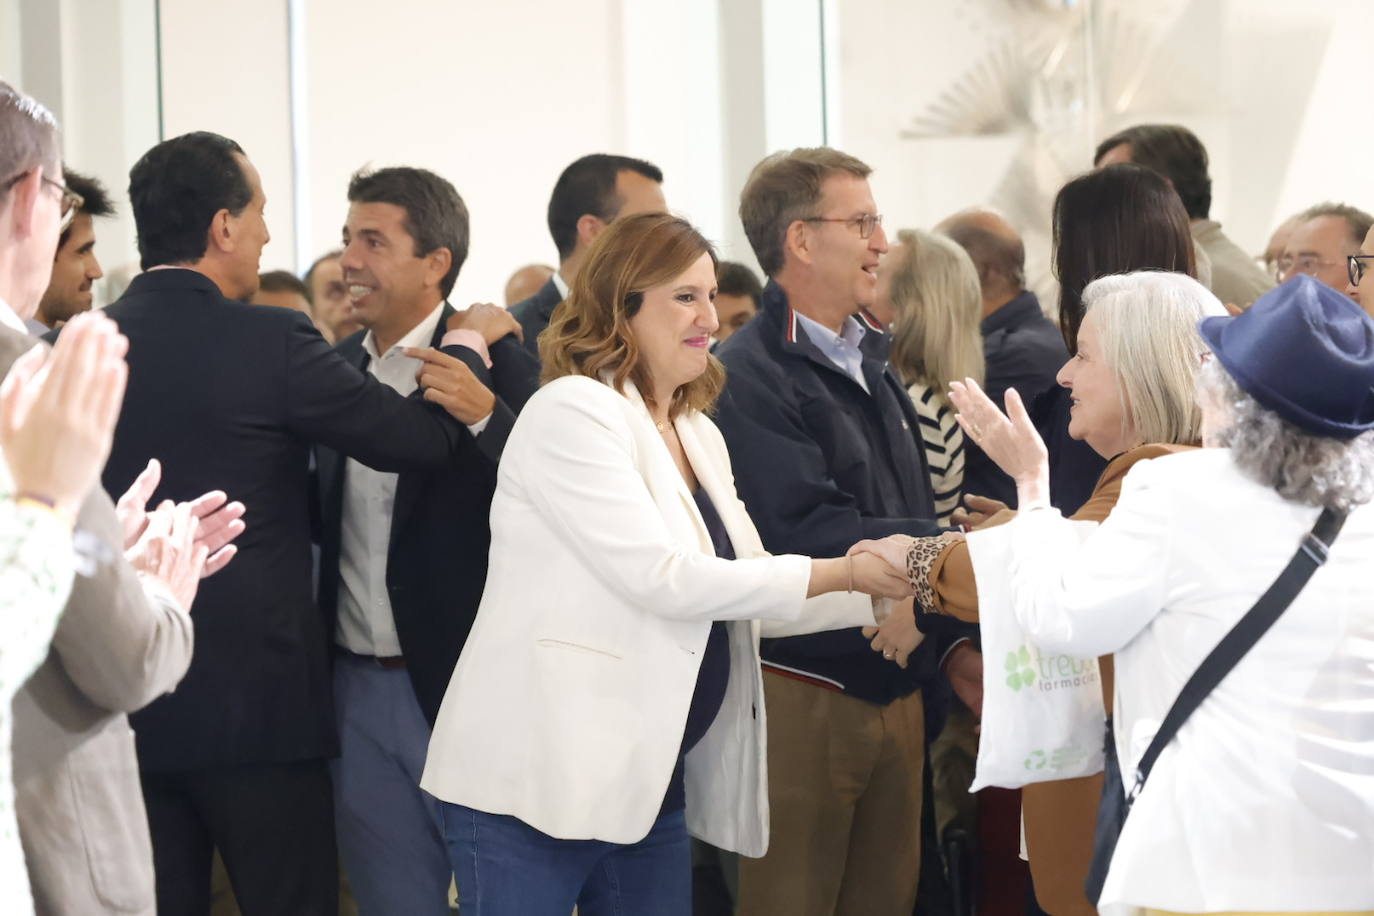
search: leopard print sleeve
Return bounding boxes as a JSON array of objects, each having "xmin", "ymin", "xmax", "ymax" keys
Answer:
[{"xmin": 907, "ymin": 531, "xmax": 965, "ymax": 613}]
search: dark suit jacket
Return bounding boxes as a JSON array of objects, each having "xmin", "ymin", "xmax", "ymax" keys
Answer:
[
  {"xmin": 714, "ymin": 281, "xmax": 956, "ymax": 707},
  {"xmin": 88, "ymin": 268, "xmax": 503, "ymax": 772},
  {"xmin": 315, "ymin": 306, "xmax": 537, "ymax": 725},
  {"xmin": 964, "ymin": 291, "xmax": 1070, "ymax": 507},
  {"xmin": 508, "ymin": 276, "xmax": 562, "ymax": 361}
]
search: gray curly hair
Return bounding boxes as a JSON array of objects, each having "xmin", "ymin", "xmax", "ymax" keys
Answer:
[{"xmin": 1197, "ymin": 358, "xmax": 1374, "ymax": 511}]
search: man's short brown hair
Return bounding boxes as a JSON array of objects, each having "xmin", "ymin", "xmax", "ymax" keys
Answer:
[{"xmin": 739, "ymin": 148, "xmax": 871, "ymax": 278}]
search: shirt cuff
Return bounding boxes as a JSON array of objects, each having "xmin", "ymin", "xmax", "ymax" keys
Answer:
[
  {"xmin": 440, "ymin": 329, "xmax": 492, "ymax": 368},
  {"xmin": 467, "ymin": 413, "xmax": 492, "ymax": 437}
]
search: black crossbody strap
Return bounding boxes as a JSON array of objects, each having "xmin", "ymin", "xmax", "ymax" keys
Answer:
[{"xmin": 1126, "ymin": 506, "xmax": 1347, "ymax": 802}]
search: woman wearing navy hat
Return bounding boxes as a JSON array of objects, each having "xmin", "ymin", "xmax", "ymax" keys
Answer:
[{"xmin": 871, "ymin": 274, "xmax": 1374, "ymax": 915}]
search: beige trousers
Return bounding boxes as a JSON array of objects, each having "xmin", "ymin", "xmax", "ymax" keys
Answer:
[{"xmin": 737, "ymin": 672, "xmax": 925, "ymax": 916}]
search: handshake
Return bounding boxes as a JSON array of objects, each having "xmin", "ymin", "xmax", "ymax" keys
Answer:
[{"xmin": 828, "ymin": 531, "xmax": 968, "ymax": 672}]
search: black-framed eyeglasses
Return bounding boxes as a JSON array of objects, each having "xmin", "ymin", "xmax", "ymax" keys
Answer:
[
  {"xmin": 803, "ymin": 213, "xmax": 883, "ymax": 240},
  {"xmin": 1, "ymin": 170, "xmax": 84, "ymax": 232},
  {"xmin": 1350, "ymin": 254, "xmax": 1374, "ymax": 287}
]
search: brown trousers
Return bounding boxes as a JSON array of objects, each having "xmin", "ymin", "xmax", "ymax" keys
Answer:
[{"xmin": 737, "ymin": 672, "xmax": 925, "ymax": 916}]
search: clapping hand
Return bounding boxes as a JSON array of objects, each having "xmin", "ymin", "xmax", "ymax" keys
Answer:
[
  {"xmin": 114, "ymin": 458, "xmax": 245, "ymax": 577},
  {"xmin": 0, "ymin": 312, "xmax": 128, "ymax": 521},
  {"xmin": 947, "ymin": 379, "xmax": 1050, "ymax": 509},
  {"xmin": 127, "ymin": 500, "xmax": 209, "ymax": 609}
]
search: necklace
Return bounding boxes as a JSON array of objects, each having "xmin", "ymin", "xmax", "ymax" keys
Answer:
[{"xmin": 655, "ymin": 419, "xmax": 671, "ymax": 433}]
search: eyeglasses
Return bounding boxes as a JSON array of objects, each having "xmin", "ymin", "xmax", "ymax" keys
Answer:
[
  {"xmin": 1273, "ymin": 253, "xmax": 1344, "ymax": 284},
  {"xmin": 803, "ymin": 213, "xmax": 883, "ymax": 240},
  {"xmin": 1, "ymin": 170, "xmax": 84, "ymax": 232},
  {"xmin": 1350, "ymin": 254, "xmax": 1374, "ymax": 287}
]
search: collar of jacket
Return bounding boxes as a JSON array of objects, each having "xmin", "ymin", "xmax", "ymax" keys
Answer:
[
  {"xmin": 981, "ymin": 289, "xmax": 1044, "ymax": 337},
  {"xmin": 128, "ymin": 266, "xmax": 225, "ymax": 298},
  {"xmin": 760, "ymin": 278, "xmax": 892, "ymax": 373}
]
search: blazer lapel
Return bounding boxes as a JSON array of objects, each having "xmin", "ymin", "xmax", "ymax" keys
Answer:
[
  {"xmin": 390, "ymin": 305, "xmax": 456, "ymax": 543},
  {"xmin": 617, "ymin": 380, "xmax": 713, "ymax": 555}
]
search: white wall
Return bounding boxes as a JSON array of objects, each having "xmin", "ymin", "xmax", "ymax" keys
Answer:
[
  {"xmin": 159, "ymin": 0, "xmax": 297, "ymax": 274},
  {"xmin": 11, "ymin": 0, "xmax": 1365, "ymax": 308},
  {"xmin": 828, "ymin": 0, "xmax": 1374, "ymax": 280},
  {"xmin": 291, "ymin": 0, "xmax": 773, "ymax": 304},
  {"xmin": 2, "ymin": 0, "xmax": 161, "ymax": 303}
]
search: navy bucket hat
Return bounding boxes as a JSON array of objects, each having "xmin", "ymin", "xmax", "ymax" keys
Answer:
[{"xmin": 1198, "ymin": 275, "xmax": 1374, "ymax": 439}]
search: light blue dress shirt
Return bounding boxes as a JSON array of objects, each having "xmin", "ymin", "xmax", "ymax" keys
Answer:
[{"xmin": 793, "ymin": 312, "xmax": 870, "ymax": 394}]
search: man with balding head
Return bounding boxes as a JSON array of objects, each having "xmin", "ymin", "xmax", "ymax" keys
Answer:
[
  {"xmin": 937, "ymin": 209, "xmax": 1066, "ymax": 507},
  {"xmin": 503, "ymin": 263, "xmax": 554, "ymax": 307}
]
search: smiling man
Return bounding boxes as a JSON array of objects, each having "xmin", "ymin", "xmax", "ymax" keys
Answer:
[
  {"xmin": 28, "ymin": 167, "xmax": 114, "ymax": 334},
  {"xmin": 714, "ymin": 147, "xmax": 973, "ymax": 915},
  {"xmin": 84, "ymin": 134, "xmax": 518, "ymax": 916},
  {"xmin": 317, "ymin": 166, "xmax": 538, "ymax": 915}
]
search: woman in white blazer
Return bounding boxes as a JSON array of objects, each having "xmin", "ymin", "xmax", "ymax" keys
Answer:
[
  {"xmin": 420, "ymin": 213, "xmax": 912, "ymax": 916},
  {"xmin": 866, "ymin": 275, "xmax": 1374, "ymax": 915}
]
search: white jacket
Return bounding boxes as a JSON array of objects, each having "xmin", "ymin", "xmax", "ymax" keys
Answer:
[
  {"xmin": 1003, "ymin": 447, "xmax": 1374, "ymax": 914},
  {"xmin": 420, "ymin": 376, "xmax": 878, "ymax": 855}
]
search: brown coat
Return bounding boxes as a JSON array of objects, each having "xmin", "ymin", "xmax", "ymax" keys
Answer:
[
  {"xmin": 0, "ymin": 325, "xmax": 195, "ymax": 916},
  {"xmin": 927, "ymin": 443, "xmax": 1193, "ymax": 916}
]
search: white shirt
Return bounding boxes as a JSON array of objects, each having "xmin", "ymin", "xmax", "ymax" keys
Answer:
[
  {"xmin": 335, "ymin": 303, "xmax": 486, "ymax": 656},
  {"xmin": 794, "ymin": 312, "xmax": 869, "ymax": 393},
  {"xmin": 551, "ymin": 270, "xmax": 570, "ymax": 300},
  {"xmin": 998, "ymin": 448, "xmax": 1374, "ymax": 914}
]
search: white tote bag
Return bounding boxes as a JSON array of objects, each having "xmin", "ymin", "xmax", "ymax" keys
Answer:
[{"xmin": 966, "ymin": 519, "xmax": 1106, "ymax": 791}]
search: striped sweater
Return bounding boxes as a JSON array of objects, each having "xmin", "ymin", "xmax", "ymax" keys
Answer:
[{"xmin": 906, "ymin": 382, "xmax": 965, "ymax": 525}]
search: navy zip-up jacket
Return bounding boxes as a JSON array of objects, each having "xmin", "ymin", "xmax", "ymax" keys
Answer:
[{"xmin": 714, "ymin": 281, "xmax": 959, "ymax": 705}]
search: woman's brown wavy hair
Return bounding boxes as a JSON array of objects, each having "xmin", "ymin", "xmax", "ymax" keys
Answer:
[{"xmin": 540, "ymin": 212, "xmax": 724, "ymax": 418}]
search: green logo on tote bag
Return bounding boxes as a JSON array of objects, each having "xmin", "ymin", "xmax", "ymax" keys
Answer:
[{"xmin": 1005, "ymin": 646, "xmax": 1036, "ymax": 691}]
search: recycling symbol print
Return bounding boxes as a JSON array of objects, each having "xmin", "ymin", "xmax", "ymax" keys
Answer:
[{"xmin": 1005, "ymin": 646, "xmax": 1036, "ymax": 691}]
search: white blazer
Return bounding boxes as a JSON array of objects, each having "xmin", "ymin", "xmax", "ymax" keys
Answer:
[
  {"xmin": 999, "ymin": 448, "xmax": 1374, "ymax": 914},
  {"xmin": 420, "ymin": 375, "xmax": 878, "ymax": 855}
]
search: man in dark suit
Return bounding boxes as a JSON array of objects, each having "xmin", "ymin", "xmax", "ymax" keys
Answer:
[
  {"xmin": 314, "ymin": 166, "xmax": 536, "ymax": 915},
  {"xmin": 0, "ymin": 83, "xmax": 241, "ymax": 916},
  {"xmin": 509, "ymin": 153, "xmax": 665, "ymax": 361},
  {"xmin": 937, "ymin": 209, "xmax": 1068, "ymax": 509},
  {"xmin": 90, "ymin": 132, "xmax": 510, "ymax": 916}
]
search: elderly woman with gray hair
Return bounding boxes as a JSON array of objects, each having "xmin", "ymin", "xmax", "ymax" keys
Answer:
[
  {"xmin": 856, "ymin": 270, "xmax": 1226, "ymax": 914},
  {"xmin": 864, "ymin": 274, "xmax": 1374, "ymax": 915}
]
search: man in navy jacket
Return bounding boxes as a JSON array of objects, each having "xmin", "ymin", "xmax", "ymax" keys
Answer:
[{"xmin": 717, "ymin": 148, "xmax": 979, "ymax": 915}]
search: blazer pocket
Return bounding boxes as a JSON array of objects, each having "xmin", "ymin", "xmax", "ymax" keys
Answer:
[
  {"xmin": 534, "ymin": 638, "xmax": 623, "ymax": 660},
  {"xmin": 70, "ymin": 724, "xmax": 156, "ymax": 912}
]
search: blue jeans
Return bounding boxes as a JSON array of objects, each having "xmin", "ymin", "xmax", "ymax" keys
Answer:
[{"xmin": 439, "ymin": 802, "xmax": 691, "ymax": 916}]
